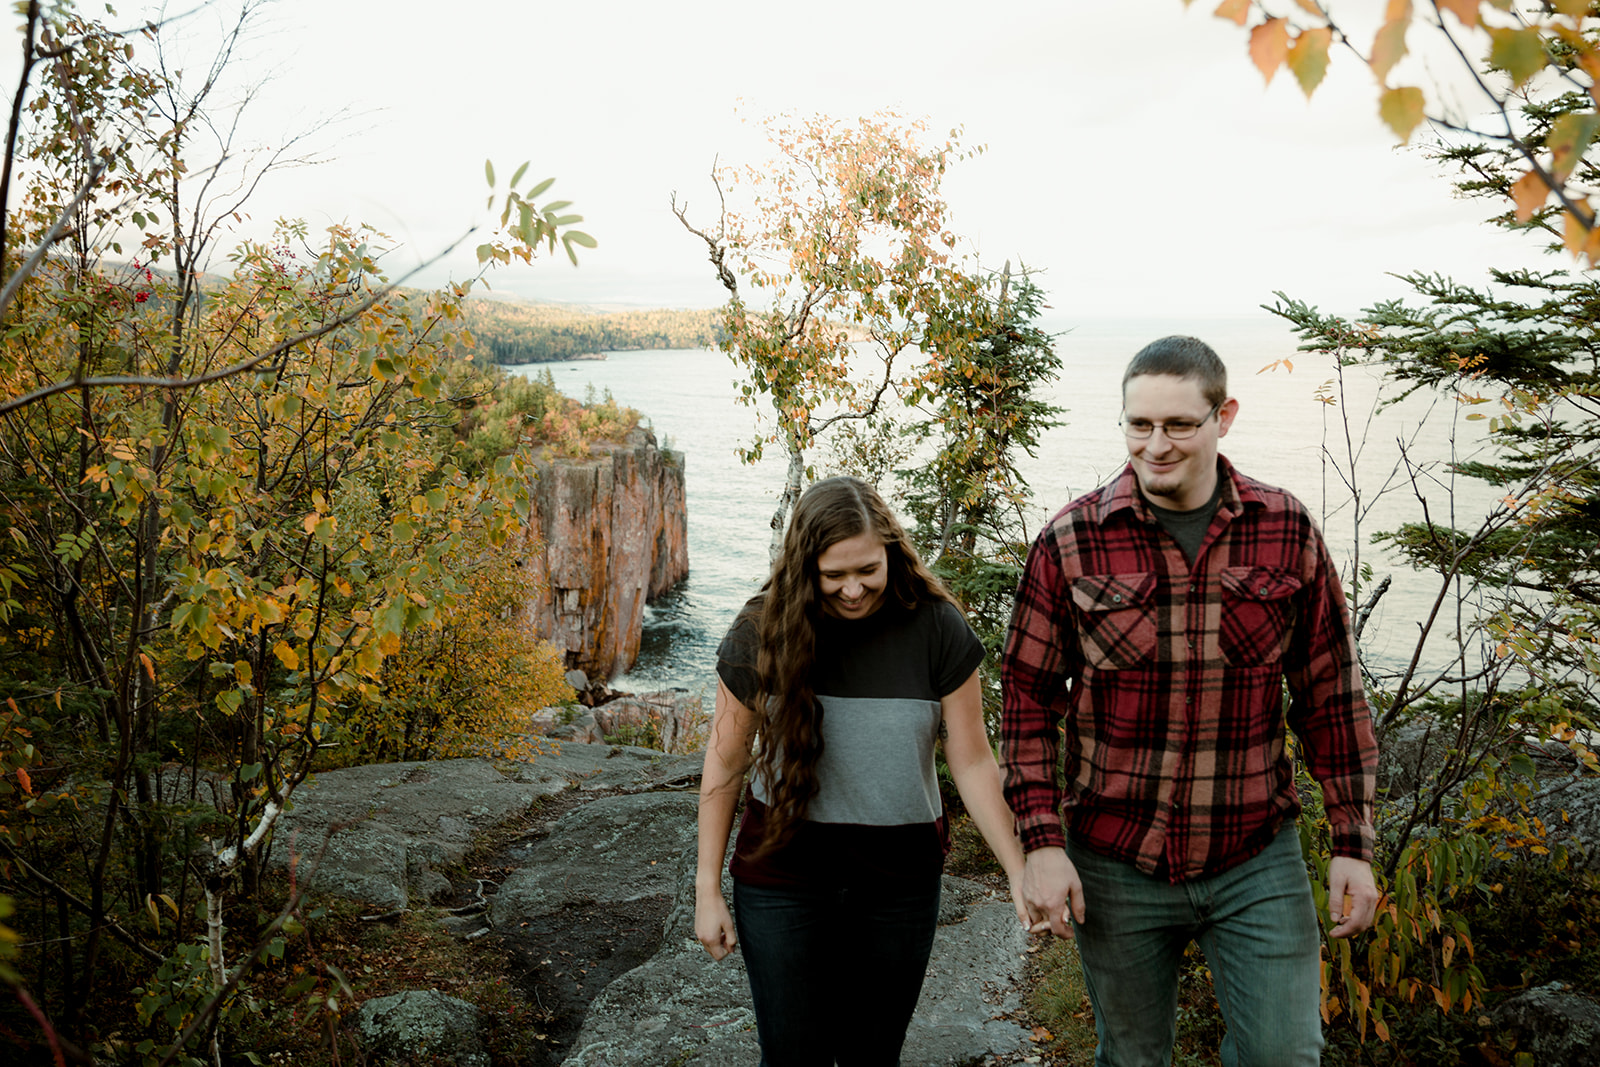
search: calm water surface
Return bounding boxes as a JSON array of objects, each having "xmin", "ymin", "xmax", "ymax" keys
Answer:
[{"xmin": 509, "ymin": 313, "xmax": 1500, "ymax": 694}]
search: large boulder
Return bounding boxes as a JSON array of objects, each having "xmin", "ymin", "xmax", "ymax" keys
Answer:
[
  {"xmin": 353, "ymin": 989, "xmax": 489, "ymax": 1067},
  {"xmin": 591, "ymin": 689, "xmax": 707, "ymax": 754},
  {"xmin": 1489, "ymin": 982, "xmax": 1600, "ymax": 1066}
]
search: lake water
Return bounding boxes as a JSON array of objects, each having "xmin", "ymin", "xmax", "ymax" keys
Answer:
[{"xmin": 509, "ymin": 314, "xmax": 1501, "ymax": 697}]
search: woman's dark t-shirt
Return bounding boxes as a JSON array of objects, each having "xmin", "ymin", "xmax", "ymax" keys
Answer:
[{"xmin": 716, "ymin": 594, "xmax": 984, "ymax": 887}]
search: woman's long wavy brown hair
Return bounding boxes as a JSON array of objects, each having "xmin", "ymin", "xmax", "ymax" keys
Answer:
[{"xmin": 747, "ymin": 475, "xmax": 956, "ymax": 853}]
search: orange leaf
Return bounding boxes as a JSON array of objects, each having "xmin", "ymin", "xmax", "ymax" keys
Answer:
[
  {"xmin": 1250, "ymin": 18, "xmax": 1291, "ymax": 84},
  {"xmin": 16, "ymin": 767, "xmax": 31, "ymax": 796},
  {"xmin": 1385, "ymin": 0, "xmax": 1413, "ymax": 18},
  {"xmin": 1435, "ymin": 0, "xmax": 1478, "ymax": 25},
  {"xmin": 1379, "ymin": 86, "xmax": 1427, "ymax": 142},
  {"xmin": 1371, "ymin": 18, "xmax": 1410, "ymax": 83},
  {"xmin": 1292, "ymin": 0, "xmax": 1322, "ymax": 13},
  {"xmin": 1214, "ymin": 0, "xmax": 1250, "ymax": 26},
  {"xmin": 1511, "ymin": 169, "xmax": 1550, "ymax": 221},
  {"xmin": 139, "ymin": 652, "xmax": 156, "ymax": 683},
  {"xmin": 1562, "ymin": 201, "xmax": 1595, "ymax": 256},
  {"xmin": 1288, "ymin": 26, "xmax": 1333, "ymax": 97}
]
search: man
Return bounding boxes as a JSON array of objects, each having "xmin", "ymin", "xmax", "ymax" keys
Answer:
[{"xmin": 1001, "ymin": 336, "xmax": 1379, "ymax": 1066}]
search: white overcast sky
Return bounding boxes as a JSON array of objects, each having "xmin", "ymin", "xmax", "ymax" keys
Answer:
[{"xmin": 15, "ymin": 1, "xmax": 1564, "ymax": 318}]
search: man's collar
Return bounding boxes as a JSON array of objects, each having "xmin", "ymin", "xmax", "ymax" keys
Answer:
[{"xmin": 1099, "ymin": 455, "xmax": 1258, "ymax": 524}]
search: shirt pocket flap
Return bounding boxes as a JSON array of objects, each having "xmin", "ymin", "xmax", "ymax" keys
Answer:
[
  {"xmin": 1220, "ymin": 566, "xmax": 1302, "ymax": 602},
  {"xmin": 1070, "ymin": 572, "xmax": 1157, "ymax": 613}
]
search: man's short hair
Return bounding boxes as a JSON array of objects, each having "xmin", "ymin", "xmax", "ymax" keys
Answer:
[{"xmin": 1123, "ymin": 336, "xmax": 1228, "ymax": 408}]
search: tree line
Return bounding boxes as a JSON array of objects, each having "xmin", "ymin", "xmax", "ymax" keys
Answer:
[{"xmin": 462, "ymin": 301, "xmax": 720, "ymax": 364}]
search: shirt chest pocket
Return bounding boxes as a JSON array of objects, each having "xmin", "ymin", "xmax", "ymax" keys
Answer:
[
  {"xmin": 1218, "ymin": 566, "xmax": 1302, "ymax": 666},
  {"xmin": 1070, "ymin": 572, "xmax": 1157, "ymax": 670}
]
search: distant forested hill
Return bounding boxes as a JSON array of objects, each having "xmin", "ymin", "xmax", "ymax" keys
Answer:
[{"xmin": 463, "ymin": 299, "xmax": 720, "ymax": 364}]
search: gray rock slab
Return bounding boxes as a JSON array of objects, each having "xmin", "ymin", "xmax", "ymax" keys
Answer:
[
  {"xmin": 505, "ymin": 741, "xmax": 703, "ymax": 796},
  {"xmin": 274, "ymin": 758, "xmax": 540, "ymax": 909},
  {"xmin": 493, "ymin": 791, "xmax": 699, "ymax": 923},
  {"xmin": 561, "ymin": 832, "xmax": 1031, "ymax": 1066}
]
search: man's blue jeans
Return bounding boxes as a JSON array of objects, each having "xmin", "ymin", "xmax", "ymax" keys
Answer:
[
  {"xmin": 732, "ymin": 873, "xmax": 941, "ymax": 1067},
  {"xmin": 1067, "ymin": 827, "xmax": 1324, "ymax": 1067}
]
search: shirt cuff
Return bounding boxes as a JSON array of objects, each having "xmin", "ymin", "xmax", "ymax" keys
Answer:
[
  {"xmin": 1017, "ymin": 810, "xmax": 1066, "ymax": 853},
  {"xmin": 1328, "ymin": 820, "xmax": 1375, "ymax": 863}
]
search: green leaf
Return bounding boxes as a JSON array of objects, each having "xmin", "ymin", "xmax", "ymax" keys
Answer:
[
  {"xmin": 1379, "ymin": 86, "xmax": 1427, "ymax": 143},
  {"xmin": 1488, "ymin": 27, "xmax": 1547, "ymax": 88},
  {"xmin": 475, "ymin": 243, "xmax": 494, "ymax": 265},
  {"xmin": 484, "ymin": 159, "xmax": 495, "ymax": 187},
  {"xmin": 528, "ymin": 177, "xmax": 556, "ymax": 199},
  {"xmin": 509, "ymin": 161, "xmax": 530, "ymax": 187},
  {"xmin": 565, "ymin": 230, "xmax": 598, "ymax": 249},
  {"xmin": 1547, "ymin": 112, "xmax": 1600, "ymax": 183}
]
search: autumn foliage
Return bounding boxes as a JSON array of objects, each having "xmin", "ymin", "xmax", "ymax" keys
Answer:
[
  {"xmin": 1201, "ymin": 0, "xmax": 1600, "ymax": 261},
  {"xmin": 0, "ymin": 3, "xmax": 591, "ymax": 1060}
]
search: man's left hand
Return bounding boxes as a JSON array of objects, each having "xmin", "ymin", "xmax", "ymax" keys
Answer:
[{"xmin": 1327, "ymin": 856, "xmax": 1380, "ymax": 938}]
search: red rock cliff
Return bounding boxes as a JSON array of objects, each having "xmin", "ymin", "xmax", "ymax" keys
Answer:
[{"xmin": 521, "ymin": 428, "xmax": 689, "ymax": 679}]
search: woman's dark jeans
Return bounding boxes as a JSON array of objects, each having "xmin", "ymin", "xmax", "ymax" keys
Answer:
[{"xmin": 733, "ymin": 872, "xmax": 942, "ymax": 1067}]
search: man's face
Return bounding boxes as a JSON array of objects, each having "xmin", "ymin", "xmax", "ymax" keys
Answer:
[{"xmin": 1122, "ymin": 373, "xmax": 1237, "ymax": 511}]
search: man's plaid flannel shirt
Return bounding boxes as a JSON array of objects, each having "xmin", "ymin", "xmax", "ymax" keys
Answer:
[{"xmin": 1001, "ymin": 457, "xmax": 1377, "ymax": 882}]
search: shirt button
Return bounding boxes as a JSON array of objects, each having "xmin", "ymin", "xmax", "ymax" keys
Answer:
[
  {"xmin": 1259, "ymin": 586, "xmax": 1269, "ymax": 596},
  {"xmin": 1112, "ymin": 594, "xmax": 1123, "ymax": 603}
]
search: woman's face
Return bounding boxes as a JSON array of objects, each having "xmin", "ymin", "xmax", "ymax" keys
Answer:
[{"xmin": 815, "ymin": 531, "xmax": 889, "ymax": 619}]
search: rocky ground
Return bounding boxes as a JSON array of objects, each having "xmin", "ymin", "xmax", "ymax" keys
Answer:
[{"xmin": 277, "ymin": 742, "xmax": 1046, "ymax": 1066}]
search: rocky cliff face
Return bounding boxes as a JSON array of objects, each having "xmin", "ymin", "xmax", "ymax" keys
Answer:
[{"xmin": 521, "ymin": 427, "xmax": 688, "ymax": 680}]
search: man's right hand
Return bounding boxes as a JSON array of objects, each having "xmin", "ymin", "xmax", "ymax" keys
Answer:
[{"xmin": 1022, "ymin": 846, "xmax": 1086, "ymax": 939}]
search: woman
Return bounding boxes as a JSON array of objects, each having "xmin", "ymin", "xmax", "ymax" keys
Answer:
[{"xmin": 694, "ymin": 475, "xmax": 1028, "ymax": 1066}]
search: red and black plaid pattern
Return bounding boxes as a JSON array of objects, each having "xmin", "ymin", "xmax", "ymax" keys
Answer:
[{"xmin": 1001, "ymin": 458, "xmax": 1377, "ymax": 883}]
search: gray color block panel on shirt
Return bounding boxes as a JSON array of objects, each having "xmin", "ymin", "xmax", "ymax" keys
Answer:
[{"xmin": 752, "ymin": 695, "xmax": 943, "ymax": 825}]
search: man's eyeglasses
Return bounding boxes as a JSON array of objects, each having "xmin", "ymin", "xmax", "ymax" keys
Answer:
[{"xmin": 1120, "ymin": 402, "xmax": 1221, "ymax": 441}]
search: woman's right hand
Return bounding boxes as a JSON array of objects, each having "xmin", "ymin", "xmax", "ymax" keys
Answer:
[{"xmin": 695, "ymin": 888, "xmax": 738, "ymax": 961}]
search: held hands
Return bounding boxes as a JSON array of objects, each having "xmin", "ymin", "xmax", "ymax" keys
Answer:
[
  {"xmin": 694, "ymin": 886, "xmax": 738, "ymax": 961},
  {"xmin": 1327, "ymin": 856, "xmax": 1380, "ymax": 939},
  {"xmin": 1020, "ymin": 846, "xmax": 1086, "ymax": 939}
]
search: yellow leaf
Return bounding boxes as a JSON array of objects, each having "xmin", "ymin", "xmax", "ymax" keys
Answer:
[
  {"xmin": 1511, "ymin": 169, "xmax": 1550, "ymax": 221},
  {"xmin": 1250, "ymin": 18, "xmax": 1291, "ymax": 84},
  {"xmin": 1435, "ymin": 0, "xmax": 1478, "ymax": 26},
  {"xmin": 1214, "ymin": 0, "xmax": 1249, "ymax": 26},
  {"xmin": 273, "ymin": 640, "xmax": 299, "ymax": 670},
  {"xmin": 1385, "ymin": 0, "xmax": 1412, "ymax": 18},
  {"xmin": 1488, "ymin": 27, "xmax": 1548, "ymax": 88},
  {"xmin": 1551, "ymin": 0, "xmax": 1589, "ymax": 16},
  {"xmin": 1371, "ymin": 18, "xmax": 1410, "ymax": 83},
  {"xmin": 303, "ymin": 512, "xmax": 321, "ymax": 535},
  {"xmin": 1288, "ymin": 26, "xmax": 1333, "ymax": 97},
  {"xmin": 1379, "ymin": 86, "xmax": 1427, "ymax": 142}
]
